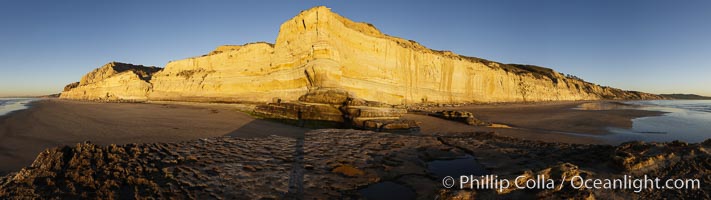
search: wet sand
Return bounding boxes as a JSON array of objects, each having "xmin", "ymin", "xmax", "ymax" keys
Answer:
[
  {"xmin": 0, "ymin": 99, "xmax": 309, "ymax": 175},
  {"xmin": 404, "ymin": 101, "xmax": 664, "ymax": 144}
]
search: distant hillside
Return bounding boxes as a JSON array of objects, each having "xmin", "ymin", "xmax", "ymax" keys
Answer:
[
  {"xmin": 660, "ymin": 94, "xmax": 711, "ymax": 100},
  {"xmin": 39, "ymin": 94, "xmax": 60, "ymax": 98},
  {"xmin": 0, "ymin": 94, "xmax": 60, "ymax": 98}
]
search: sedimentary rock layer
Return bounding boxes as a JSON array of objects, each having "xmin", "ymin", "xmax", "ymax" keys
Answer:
[
  {"xmin": 253, "ymin": 89, "xmax": 419, "ymax": 132},
  {"xmin": 61, "ymin": 6, "xmax": 664, "ymax": 104}
]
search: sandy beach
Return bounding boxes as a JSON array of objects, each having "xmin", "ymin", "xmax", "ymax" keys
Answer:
[{"xmin": 0, "ymin": 99, "xmax": 310, "ymax": 175}]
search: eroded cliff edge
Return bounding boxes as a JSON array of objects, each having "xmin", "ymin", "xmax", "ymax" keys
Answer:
[{"xmin": 61, "ymin": 6, "xmax": 664, "ymax": 104}]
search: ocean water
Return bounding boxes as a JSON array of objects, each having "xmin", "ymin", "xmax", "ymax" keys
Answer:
[
  {"xmin": 607, "ymin": 100, "xmax": 711, "ymax": 143},
  {"xmin": 0, "ymin": 98, "xmax": 37, "ymax": 116}
]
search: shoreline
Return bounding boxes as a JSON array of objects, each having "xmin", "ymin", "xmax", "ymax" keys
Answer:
[
  {"xmin": 0, "ymin": 98, "xmax": 40, "ymax": 117},
  {"xmin": 405, "ymin": 100, "xmax": 666, "ymax": 144}
]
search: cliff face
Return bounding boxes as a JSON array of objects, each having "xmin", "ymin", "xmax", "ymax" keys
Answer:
[
  {"xmin": 61, "ymin": 6, "xmax": 663, "ymax": 104},
  {"xmin": 60, "ymin": 62, "xmax": 162, "ymax": 101}
]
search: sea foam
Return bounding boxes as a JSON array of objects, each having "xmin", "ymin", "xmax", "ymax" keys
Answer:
[{"xmin": 0, "ymin": 98, "xmax": 37, "ymax": 116}]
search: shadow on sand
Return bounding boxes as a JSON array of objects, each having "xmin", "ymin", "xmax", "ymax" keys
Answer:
[{"xmin": 223, "ymin": 118, "xmax": 311, "ymax": 139}]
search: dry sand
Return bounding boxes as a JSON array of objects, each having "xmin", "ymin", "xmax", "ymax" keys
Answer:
[
  {"xmin": 404, "ymin": 101, "xmax": 664, "ymax": 144},
  {"xmin": 0, "ymin": 99, "xmax": 309, "ymax": 175}
]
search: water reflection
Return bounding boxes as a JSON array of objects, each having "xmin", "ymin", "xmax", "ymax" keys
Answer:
[{"xmin": 606, "ymin": 100, "xmax": 711, "ymax": 143}]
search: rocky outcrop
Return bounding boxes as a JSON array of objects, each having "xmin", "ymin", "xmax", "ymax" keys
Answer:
[
  {"xmin": 429, "ymin": 110, "xmax": 491, "ymax": 126},
  {"xmin": 62, "ymin": 82, "xmax": 79, "ymax": 92},
  {"xmin": 439, "ymin": 133, "xmax": 710, "ymax": 200},
  {"xmin": 253, "ymin": 89, "xmax": 419, "ymax": 132},
  {"xmin": 2, "ymin": 130, "xmax": 707, "ymax": 199},
  {"xmin": 61, "ymin": 6, "xmax": 664, "ymax": 104},
  {"xmin": 612, "ymin": 140, "xmax": 704, "ymax": 174},
  {"xmin": 0, "ymin": 137, "xmax": 295, "ymax": 199},
  {"xmin": 60, "ymin": 62, "xmax": 162, "ymax": 101}
]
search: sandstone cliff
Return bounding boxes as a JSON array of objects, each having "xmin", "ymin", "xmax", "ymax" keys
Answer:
[
  {"xmin": 61, "ymin": 6, "xmax": 663, "ymax": 104},
  {"xmin": 60, "ymin": 62, "xmax": 161, "ymax": 101}
]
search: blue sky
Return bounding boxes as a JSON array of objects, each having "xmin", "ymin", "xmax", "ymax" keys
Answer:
[{"xmin": 0, "ymin": 0, "xmax": 709, "ymax": 96}]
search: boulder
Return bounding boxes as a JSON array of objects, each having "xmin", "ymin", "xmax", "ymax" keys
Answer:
[
  {"xmin": 429, "ymin": 110, "xmax": 492, "ymax": 126},
  {"xmin": 298, "ymin": 88, "xmax": 351, "ymax": 105},
  {"xmin": 612, "ymin": 141, "xmax": 684, "ymax": 173}
]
